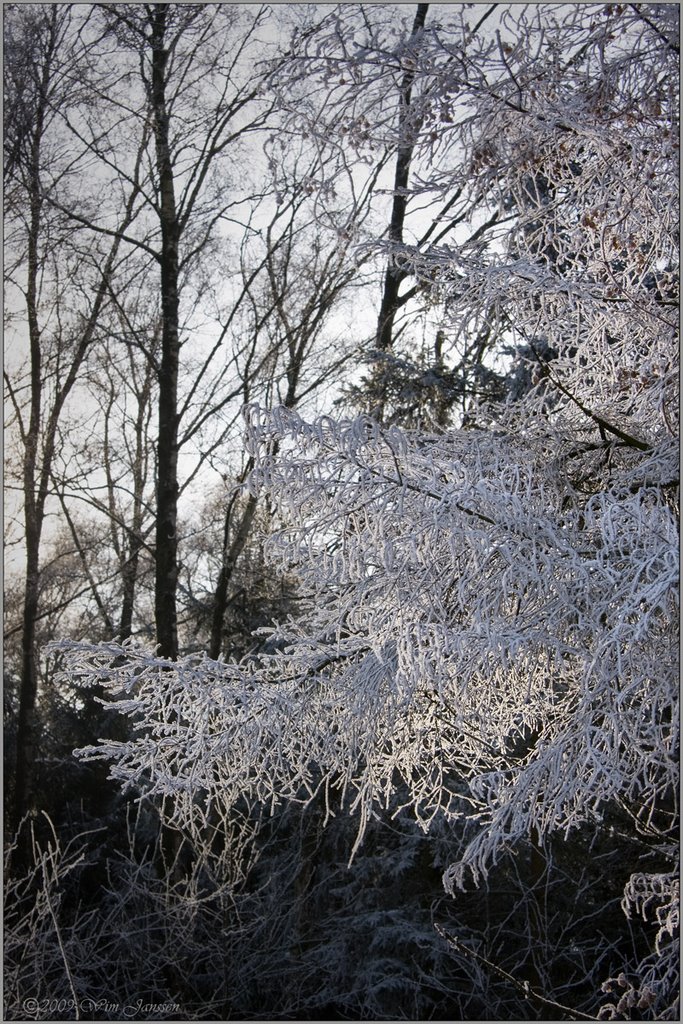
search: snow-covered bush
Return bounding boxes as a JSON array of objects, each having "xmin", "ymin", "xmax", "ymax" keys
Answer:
[{"xmin": 53, "ymin": 372, "xmax": 678, "ymax": 1011}]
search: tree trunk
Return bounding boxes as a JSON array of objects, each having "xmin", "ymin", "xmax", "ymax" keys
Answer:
[
  {"xmin": 209, "ymin": 491, "xmax": 259, "ymax": 660},
  {"xmin": 12, "ymin": 34, "xmax": 50, "ymax": 829},
  {"xmin": 13, "ymin": 541, "xmax": 40, "ymax": 831},
  {"xmin": 150, "ymin": 5, "xmax": 180, "ymax": 660},
  {"xmin": 119, "ymin": 362, "xmax": 153, "ymax": 640},
  {"xmin": 375, "ymin": 4, "xmax": 429, "ymax": 360},
  {"xmin": 119, "ymin": 535, "xmax": 142, "ymax": 641}
]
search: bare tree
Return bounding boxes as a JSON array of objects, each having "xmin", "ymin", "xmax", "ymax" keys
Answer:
[
  {"xmin": 203, "ymin": 140, "xmax": 386, "ymax": 659},
  {"xmin": 3, "ymin": 4, "xmax": 148, "ymax": 828},
  {"xmin": 374, "ymin": 3, "xmax": 429, "ymax": 359},
  {"xmin": 266, "ymin": 3, "xmax": 509, "ymax": 427}
]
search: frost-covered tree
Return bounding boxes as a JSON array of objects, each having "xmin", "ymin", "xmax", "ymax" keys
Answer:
[{"xmin": 51, "ymin": 3, "xmax": 678, "ymax": 1018}]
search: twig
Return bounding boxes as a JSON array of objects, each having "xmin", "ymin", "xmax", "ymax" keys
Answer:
[
  {"xmin": 528, "ymin": 341, "xmax": 652, "ymax": 452},
  {"xmin": 435, "ymin": 922, "xmax": 600, "ymax": 1021},
  {"xmin": 38, "ymin": 814, "xmax": 81, "ymax": 1020}
]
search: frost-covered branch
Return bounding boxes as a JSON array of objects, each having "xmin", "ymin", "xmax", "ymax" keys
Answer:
[{"xmin": 53, "ymin": 396, "xmax": 678, "ymax": 885}]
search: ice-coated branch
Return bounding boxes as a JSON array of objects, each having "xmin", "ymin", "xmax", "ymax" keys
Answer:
[{"xmin": 52, "ymin": 393, "xmax": 678, "ymax": 883}]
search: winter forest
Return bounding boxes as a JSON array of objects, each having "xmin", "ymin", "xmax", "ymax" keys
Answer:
[{"xmin": 3, "ymin": 3, "xmax": 679, "ymax": 1021}]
